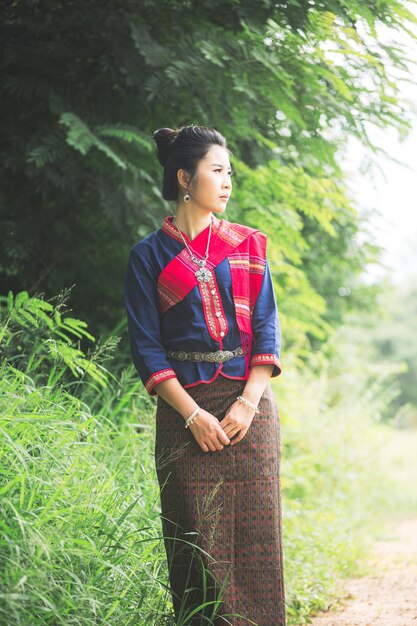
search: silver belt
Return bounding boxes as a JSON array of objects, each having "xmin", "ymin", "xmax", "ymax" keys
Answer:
[{"xmin": 167, "ymin": 346, "xmax": 247, "ymax": 363}]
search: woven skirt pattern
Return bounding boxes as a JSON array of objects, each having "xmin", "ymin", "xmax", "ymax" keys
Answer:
[{"xmin": 155, "ymin": 375, "xmax": 286, "ymax": 626}]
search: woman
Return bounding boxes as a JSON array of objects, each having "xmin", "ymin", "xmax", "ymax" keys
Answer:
[{"xmin": 124, "ymin": 124, "xmax": 286, "ymax": 626}]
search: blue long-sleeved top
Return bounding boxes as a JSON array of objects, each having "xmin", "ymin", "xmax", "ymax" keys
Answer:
[{"xmin": 124, "ymin": 216, "xmax": 281, "ymax": 396}]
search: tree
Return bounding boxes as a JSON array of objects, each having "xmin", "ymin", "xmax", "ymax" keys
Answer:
[{"xmin": 1, "ymin": 0, "xmax": 416, "ymax": 351}]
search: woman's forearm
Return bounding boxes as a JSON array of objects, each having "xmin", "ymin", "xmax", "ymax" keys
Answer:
[
  {"xmin": 241, "ymin": 364, "xmax": 274, "ymax": 407},
  {"xmin": 154, "ymin": 377, "xmax": 200, "ymax": 422}
]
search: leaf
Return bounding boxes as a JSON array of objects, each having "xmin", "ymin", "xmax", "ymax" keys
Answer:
[{"xmin": 60, "ymin": 113, "xmax": 128, "ymax": 170}]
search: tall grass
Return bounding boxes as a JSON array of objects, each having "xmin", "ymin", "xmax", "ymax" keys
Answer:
[
  {"xmin": 1, "ymin": 290, "xmax": 172, "ymax": 624},
  {"xmin": 1, "ymin": 291, "xmax": 416, "ymax": 625},
  {"xmin": 0, "ymin": 361, "xmax": 173, "ymax": 624}
]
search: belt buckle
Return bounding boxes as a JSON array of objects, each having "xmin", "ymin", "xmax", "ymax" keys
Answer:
[{"xmin": 218, "ymin": 350, "xmax": 233, "ymax": 363}]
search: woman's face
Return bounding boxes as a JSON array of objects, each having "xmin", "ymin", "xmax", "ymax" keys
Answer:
[{"xmin": 186, "ymin": 144, "xmax": 233, "ymax": 213}]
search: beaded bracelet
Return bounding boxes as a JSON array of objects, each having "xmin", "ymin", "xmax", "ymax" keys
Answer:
[
  {"xmin": 236, "ymin": 395, "xmax": 260, "ymax": 414},
  {"xmin": 185, "ymin": 405, "xmax": 200, "ymax": 428}
]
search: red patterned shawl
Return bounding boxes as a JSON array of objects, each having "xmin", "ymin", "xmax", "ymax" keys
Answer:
[{"xmin": 158, "ymin": 215, "xmax": 267, "ymax": 375}]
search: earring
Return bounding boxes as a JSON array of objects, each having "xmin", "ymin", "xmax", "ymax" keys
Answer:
[{"xmin": 184, "ymin": 186, "xmax": 191, "ymax": 203}]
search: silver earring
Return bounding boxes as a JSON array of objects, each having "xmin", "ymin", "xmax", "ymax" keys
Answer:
[{"xmin": 184, "ymin": 187, "xmax": 191, "ymax": 203}]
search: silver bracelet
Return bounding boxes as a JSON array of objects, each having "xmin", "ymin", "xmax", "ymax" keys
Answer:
[
  {"xmin": 236, "ymin": 395, "xmax": 260, "ymax": 414},
  {"xmin": 185, "ymin": 405, "xmax": 200, "ymax": 428}
]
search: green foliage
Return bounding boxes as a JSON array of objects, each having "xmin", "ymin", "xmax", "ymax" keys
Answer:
[
  {"xmin": 348, "ymin": 278, "xmax": 417, "ymax": 425},
  {"xmin": 0, "ymin": 288, "xmax": 111, "ymax": 389},
  {"xmin": 1, "ymin": 0, "xmax": 416, "ymax": 350},
  {"xmin": 277, "ymin": 328, "xmax": 417, "ymax": 623},
  {"xmin": 226, "ymin": 158, "xmax": 368, "ymax": 354}
]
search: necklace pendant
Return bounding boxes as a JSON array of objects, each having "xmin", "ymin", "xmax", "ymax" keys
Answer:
[
  {"xmin": 195, "ymin": 266, "xmax": 212, "ymax": 283},
  {"xmin": 172, "ymin": 215, "xmax": 213, "ymax": 283}
]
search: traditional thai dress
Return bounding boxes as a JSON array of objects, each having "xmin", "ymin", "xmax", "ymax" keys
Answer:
[{"xmin": 124, "ymin": 213, "xmax": 286, "ymax": 626}]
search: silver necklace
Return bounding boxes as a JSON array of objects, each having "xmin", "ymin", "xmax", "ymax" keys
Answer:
[{"xmin": 172, "ymin": 214, "xmax": 213, "ymax": 283}]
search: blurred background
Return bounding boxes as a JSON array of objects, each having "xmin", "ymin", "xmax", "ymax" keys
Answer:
[{"xmin": 1, "ymin": 2, "xmax": 416, "ymax": 624}]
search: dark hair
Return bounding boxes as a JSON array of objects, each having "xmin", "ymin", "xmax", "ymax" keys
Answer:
[{"xmin": 153, "ymin": 124, "xmax": 231, "ymax": 201}]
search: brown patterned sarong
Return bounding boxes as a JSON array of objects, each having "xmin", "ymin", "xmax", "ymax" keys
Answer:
[{"xmin": 154, "ymin": 375, "xmax": 286, "ymax": 626}]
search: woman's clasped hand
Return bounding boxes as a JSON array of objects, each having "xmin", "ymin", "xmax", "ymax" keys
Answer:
[
  {"xmin": 189, "ymin": 401, "xmax": 256, "ymax": 452},
  {"xmin": 220, "ymin": 399, "xmax": 256, "ymax": 445}
]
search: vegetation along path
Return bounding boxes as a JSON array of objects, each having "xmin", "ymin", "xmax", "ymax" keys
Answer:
[{"xmin": 308, "ymin": 517, "xmax": 417, "ymax": 626}]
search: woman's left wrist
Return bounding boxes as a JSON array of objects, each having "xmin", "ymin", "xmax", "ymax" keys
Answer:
[
  {"xmin": 236, "ymin": 394, "xmax": 261, "ymax": 414},
  {"xmin": 240, "ymin": 387, "xmax": 262, "ymax": 407}
]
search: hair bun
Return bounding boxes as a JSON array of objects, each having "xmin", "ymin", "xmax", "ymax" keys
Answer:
[{"xmin": 153, "ymin": 127, "xmax": 179, "ymax": 167}]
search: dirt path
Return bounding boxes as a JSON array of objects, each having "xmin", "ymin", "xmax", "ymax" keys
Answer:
[{"xmin": 308, "ymin": 517, "xmax": 417, "ymax": 626}]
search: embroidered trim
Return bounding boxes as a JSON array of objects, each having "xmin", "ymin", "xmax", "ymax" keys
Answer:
[
  {"xmin": 145, "ymin": 368, "xmax": 177, "ymax": 395},
  {"xmin": 250, "ymin": 354, "xmax": 281, "ymax": 374},
  {"xmin": 198, "ymin": 272, "xmax": 228, "ymax": 341}
]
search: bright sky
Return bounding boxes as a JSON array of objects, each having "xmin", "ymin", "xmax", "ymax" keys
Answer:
[
  {"xmin": 341, "ymin": 9, "xmax": 417, "ymax": 285},
  {"xmin": 345, "ymin": 123, "xmax": 417, "ymax": 284}
]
